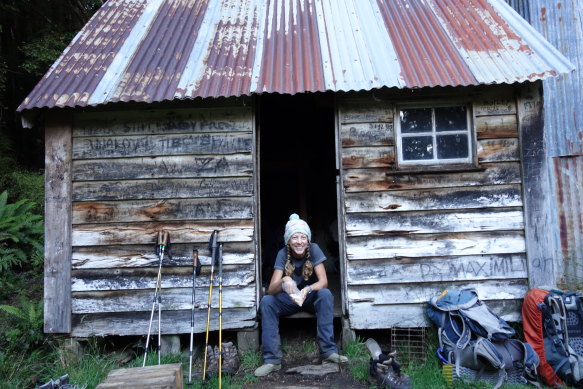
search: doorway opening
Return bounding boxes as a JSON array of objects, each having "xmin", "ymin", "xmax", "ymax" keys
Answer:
[{"xmin": 258, "ymin": 92, "xmax": 340, "ymax": 296}]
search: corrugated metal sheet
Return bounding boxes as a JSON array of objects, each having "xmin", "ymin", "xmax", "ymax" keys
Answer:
[
  {"xmin": 18, "ymin": 0, "xmax": 575, "ymax": 111},
  {"xmin": 508, "ymin": 0, "xmax": 583, "ymax": 288},
  {"xmin": 554, "ymin": 156, "xmax": 583, "ymax": 287},
  {"xmin": 511, "ymin": 0, "xmax": 583, "ymax": 156}
]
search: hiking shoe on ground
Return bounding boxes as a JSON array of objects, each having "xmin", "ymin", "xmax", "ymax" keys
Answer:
[
  {"xmin": 377, "ymin": 364, "xmax": 412, "ymax": 389},
  {"xmin": 323, "ymin": 353, "xmax": 349, "ymax": 364},
  {"xmin": 254, "ymin": 363, "xmax": 281, "ymax": 377}
]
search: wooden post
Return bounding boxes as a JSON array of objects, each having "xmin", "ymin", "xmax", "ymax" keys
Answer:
[
  {"xmin": 517, "ymin": 81, "xmax": 556, "ymax": 288},
  {"xmin": 44, "ymin": 110, "xmax": 72, "ymax": 333}
]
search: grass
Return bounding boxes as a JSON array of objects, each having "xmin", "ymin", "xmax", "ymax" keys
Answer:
[{"xmin": 343, "ymin": 336, "xmax": 370, "ymax": 382}]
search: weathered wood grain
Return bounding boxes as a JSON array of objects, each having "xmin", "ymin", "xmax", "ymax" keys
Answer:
[
  {"xmin": 72, "ymin": 197, "xmax": 253, "ymax": 223},
  {"xmin": 73, "ymin": 107, "xmax": 253, "ymax": 137},
  {"xmin": 346, "ymin": 254, "xmax": 527, "ymax": 284},
  {"xmin": 71, "ymin": 265, "xmax": 255, "ymax": 291},
  {"xmin": 475, "ymin": 114, "xmax": 518, "ymax": 139},
  {"xmin": 346, "ymin": 231, "xmax": 525, "ymax": 260},
  {"xmin": 72, "ymin": 220, "xmax": 254, "ymax": 246},
  {"xmin": 344, "ymin": 184, "xmax": 523, "ymax": 213},
  {"xmin": 474, "ymin": 90, "xmax": 517, "ymax": 116},
  {"xmin": 340, "ymin": 123, "xmax": 394, "ymax": 147},
  {"xmin": 73, "ymin": 133, "xmax": 252, "ymax": 159},
  {"xmin": 44, "ymin": 112, "xmax": 73, "ymax": 333},
  {"xmin": 72, "ymin": 242, "xmax": 254, "ymax": 269},
  {"xmin": 341, "ymin": 146, "xmax": 395, "ymax": 169},
  {"xmin": 349, "ymin": 254, "xmax": 527, "ymax": 286},
  {"xmin": 345, "ymin": 208, "xmax": 524, "ymax": 236},
  {"xmin": 338, "ymin": 100, "xmax": 393, "ymax": 123},
  {"xmin": 72, "ymin": 154, "xmax": 252, "ymax": 181},
  {"xmin": 71, "ymin": 308, "xmax": 256, "ymax": 336},
  {"xmin": 477, "ymin": 138, "xmax": 519, "ymax": 162},
  {"xmin": 72, "ymin": 286, "xmax": 255, "ymax": 313},
  {"xmin": 72, "ymin": 177, "xmax": 254, "ymax": 201},
  {"xmin": 517, "ymin": 81, "xmax": 555, "ymax": 287},
  {"xmin": 347, "ymin": 279, "xmax": 528, "ymax": 305},
  {"xmin": 342, "ymin": 162, "xmax": 522, "ymax": 192},
  {"xmin": 348, "ymin": 299, "xmax": 522, "ymax": 329}
]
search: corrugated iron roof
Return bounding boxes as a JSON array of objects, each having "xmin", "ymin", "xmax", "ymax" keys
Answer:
[{"xmin": 18, "ymin": 0, "xmax": 575, "ymax": 111}]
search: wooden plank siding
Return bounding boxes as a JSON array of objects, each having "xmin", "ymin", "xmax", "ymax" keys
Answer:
[
  {"xmin": 337, "ymin": 88, "xmax": 528, "ymax": 329},
  {"xmin": 69, "ymin": 106, "xmax": 257, "ymax": 337},
  {"xmin": 44, "ymin": 112, "xmax": 73, "ymax": 333}
]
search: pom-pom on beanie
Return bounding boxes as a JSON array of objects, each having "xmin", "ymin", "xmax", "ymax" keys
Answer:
[{"xmin": 283, "ymin": 213, "xmax": 311, "ymax": 244}]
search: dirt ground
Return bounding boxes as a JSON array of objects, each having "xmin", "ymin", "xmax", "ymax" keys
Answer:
[{"xmin": 228, "ymin": 318, "xmax": 371, "ymax": 389}]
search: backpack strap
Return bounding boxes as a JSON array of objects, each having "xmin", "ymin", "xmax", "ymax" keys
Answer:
[{"xmin": 447, "ymin": 311, "xmax": 471, "ymax": 378}]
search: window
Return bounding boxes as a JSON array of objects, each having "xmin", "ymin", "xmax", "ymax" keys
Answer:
[{"xmin": 396, "ymin": 104, "xmax": 473, "ymax": 166}]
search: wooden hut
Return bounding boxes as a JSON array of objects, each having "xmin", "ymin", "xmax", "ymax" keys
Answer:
[{"xmin": 18, "ymin": 0, "xmax": 574, "ymax": 339}]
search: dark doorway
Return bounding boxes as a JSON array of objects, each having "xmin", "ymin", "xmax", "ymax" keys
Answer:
[{"xmin": 258, "ymin": 92, "xmax": 339, "ymax": 288}]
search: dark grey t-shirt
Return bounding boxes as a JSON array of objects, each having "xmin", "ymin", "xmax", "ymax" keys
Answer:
[{"xmin": 273, "ymin": 243, "xmax": 326, "ymax": 289}]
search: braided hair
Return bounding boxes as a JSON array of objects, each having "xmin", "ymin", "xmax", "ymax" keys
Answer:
[{"xmin": 284, "ymin": 244, "xmax": 314, "ymax": 281}]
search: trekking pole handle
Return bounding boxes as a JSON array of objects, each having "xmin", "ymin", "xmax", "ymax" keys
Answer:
[
  {"xmin": 193, "ymin": 249, "xmax": 198, "ymax": 267},
  {"xmin": 158, "ymin": 231, "xmax": 169, "ymax": 247}
]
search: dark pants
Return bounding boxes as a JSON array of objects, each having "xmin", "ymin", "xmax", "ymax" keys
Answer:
[{"xmin": 258, "ymin": 288, "xmax": 338, "ymax": 364}]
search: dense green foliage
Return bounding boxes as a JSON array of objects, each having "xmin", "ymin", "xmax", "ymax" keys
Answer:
[
  {"xmin": 0, "ymin": 3, "xmax": 102, "ymax": 387},
  {"xmin": 0, "ymin": 190, "xmax": 43, "ymax": 271}
]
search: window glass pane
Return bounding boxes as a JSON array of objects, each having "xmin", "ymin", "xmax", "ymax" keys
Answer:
[
  {"xmin": 402, "ymin": 136, "xmax": 433, "ymax": 160},
  {"xmin": 437, "ymin": 134, "xmax": 468, "ymax": 159},
  {"xmin": 400, "ymin": 108, "xmax": 432, "ymax": 133},
  {"xmin": 435, "ymin": 106, "xmax": 466, "ymax": 132}
]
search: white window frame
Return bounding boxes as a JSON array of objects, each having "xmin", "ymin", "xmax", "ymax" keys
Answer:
[{"xmin": 395, "ymin": 102, "xmax": 474, "ymax": 167}]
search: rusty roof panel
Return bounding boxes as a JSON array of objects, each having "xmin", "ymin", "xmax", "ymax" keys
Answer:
[
  {"xmin": 18, "ymin": 0, "xmax": 575, "ymax": 111},
  {"xmin": 250, "ymin": 0, "xmax": 326, "ymax": 94},
  {"xmin": 21, "ymin": 0, "xmax": 147, "ymax": 109},
  {"xmin": 554, "ymin": 156, "xmax": 583, "ymax": 288}
]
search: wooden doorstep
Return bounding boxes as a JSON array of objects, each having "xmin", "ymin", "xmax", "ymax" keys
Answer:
[{"xmin": 96, "ymin": 363, "xmax": 182, "ymax": 389}]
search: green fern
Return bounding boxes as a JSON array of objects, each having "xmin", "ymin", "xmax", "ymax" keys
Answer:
[
  {"xmin": 0, "ymin": 190, "xmax": 43, "ymax": 271},
  {"xmin": 0, "ymin": 298, "xmax": 44, "ymax": 349}
]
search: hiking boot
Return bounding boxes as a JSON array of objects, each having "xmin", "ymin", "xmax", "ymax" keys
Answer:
[
  {"xmin": 222, "ymin": 341, "xmax": 240, "ymax": 375},
  {"xmin": 254, "ymin": 363, "xmax": 281, "ymax": 377},
  {"xmin": 376, "ymin": 363, "xmax": 412, "ymax": 389},
  {"xmin": 371, "ymin": 353, "xmax": 412, "ymax": 389},
  {"xmin": 323, "ymin": 353, "xmax": 349, "ymax": 364}
]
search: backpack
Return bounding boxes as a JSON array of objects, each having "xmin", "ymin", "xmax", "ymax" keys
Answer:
[
  {"xmin": 523, "ymin": 288, "xmax": 583, "ymax": 388},
  {"xmin": 427, "ymin": 288, "xmax": 540, "ymax": 389}
]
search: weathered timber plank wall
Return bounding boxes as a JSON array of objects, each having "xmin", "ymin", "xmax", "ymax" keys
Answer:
[
  {"xmin": 44, "ymin": 112, "xmax": 73, "ymax": 333},
  {"xmin": 69, "ymin": 106, "xmax": 256, "ymax": 337},
  {"xmin": 338, "ymin": 87, "xmax": 528, "ymax": 329}
]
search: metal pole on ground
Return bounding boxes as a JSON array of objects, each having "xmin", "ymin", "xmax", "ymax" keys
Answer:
[
  {"xmin": 143, "ymin": 230, "xmax": 169, "ymax": 367},
  {"xmin": 202, "ymin": 230, "xmax": 218, "ymax": 383},
  {"xmin": 188, "ymin": 249, "xmax": 201, "ymax": 385}
]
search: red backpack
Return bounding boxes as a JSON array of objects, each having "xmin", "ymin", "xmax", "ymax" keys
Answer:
[{"xmin": 523, "ymin": 288, "xmax": 583, "ymax": 388}]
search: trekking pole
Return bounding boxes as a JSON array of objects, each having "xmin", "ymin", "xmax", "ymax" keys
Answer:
[
  {"xmin": 188, "ymin": 249, "xmax": 202, "ymax": 385},
  {"xmin": 143, "ymin": 230, "xmax": 169, "ymax": 367},
  {"xmin": 217, "ymin": 243, "xmax": 224, "ymax": 389},
  {"xmin": 202, "ymin": 230, "xmax": 218, "ymax": 383}
]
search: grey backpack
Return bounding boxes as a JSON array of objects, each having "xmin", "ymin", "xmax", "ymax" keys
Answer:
[{"xmin": 427, "ymin": 289, "xmax": 540, "ymax": 388}]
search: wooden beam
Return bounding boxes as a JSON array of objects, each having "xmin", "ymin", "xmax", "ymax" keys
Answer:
[
  {"xmin": 517, "ymin": 81, "xmax": 556, "ymax": 287},
  {"xmin": 44, "ymin": 111, "xmax": 72, "ymax": 333}
]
